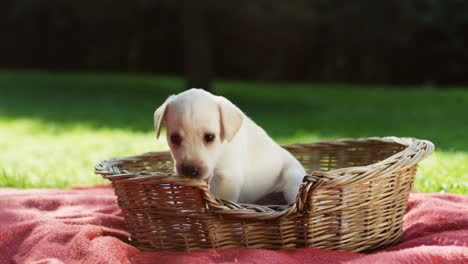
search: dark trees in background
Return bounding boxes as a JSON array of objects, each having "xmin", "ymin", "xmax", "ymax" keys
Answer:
[
  {"xmin": 181, "ymin": 1, "xmax": 213, "ymax": 91},
  {"xmin": 1, "ymin": 0, "xmax": 468, "ymax": 86}
]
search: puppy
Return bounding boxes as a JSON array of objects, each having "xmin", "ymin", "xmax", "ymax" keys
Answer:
[{"xmin": 154, "ymin": 88, "xmax": 306, "ymax": 204}]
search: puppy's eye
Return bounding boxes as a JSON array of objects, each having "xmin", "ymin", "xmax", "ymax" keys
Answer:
[
  {"xmin": 204, "ymin": 133, "xmax": 215, "ymax": 144},
  {"xmin": 170, "ymin": 134, "xmax": 182, "ymax": 145}
]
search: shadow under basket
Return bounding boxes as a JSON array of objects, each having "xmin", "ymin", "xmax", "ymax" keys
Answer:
[{"xmin": 95, "ymin": 137, "xmax": 434, "ymax": 252}]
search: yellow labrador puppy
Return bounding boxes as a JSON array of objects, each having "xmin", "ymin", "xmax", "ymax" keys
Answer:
[{"xmin": 154, "ymin": 88, "xmax": 306, "ymax": 204}]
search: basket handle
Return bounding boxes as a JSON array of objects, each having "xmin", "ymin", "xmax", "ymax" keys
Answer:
[{"xmin": 296, "ymin": 175, "xmax": 326, "ymax": 212}]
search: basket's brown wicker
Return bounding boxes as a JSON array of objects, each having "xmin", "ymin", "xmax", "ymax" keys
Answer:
[{"xmin": 95, "ymin": 137, "xmax": 434, "ymax": 253}]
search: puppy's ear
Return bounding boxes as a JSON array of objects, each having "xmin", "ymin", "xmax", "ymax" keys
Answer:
[
  {"xmin": 154, "ymin": 95, "xmax": 174, "ymax": 139},
  {"xmin": 217, "ymin": 96, "xmax": 244, "ymax": 142}
]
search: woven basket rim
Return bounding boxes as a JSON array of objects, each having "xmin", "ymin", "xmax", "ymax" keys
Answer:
[
  {"xmin": 96, "ymin": 136, "xmax": 433, "ymax": 181},
  {"xmin": 95, "ymin": 136, "xmax": 434, "ymax": 220}
]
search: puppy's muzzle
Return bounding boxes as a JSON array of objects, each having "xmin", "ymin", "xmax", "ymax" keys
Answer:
[{"xmin": 182, "ymin": 165, "xmax": 201, "ymax": 178}]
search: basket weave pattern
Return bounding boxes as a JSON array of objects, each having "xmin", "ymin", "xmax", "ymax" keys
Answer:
[{"xmin": 95, "ymin": 137, "xmax": 434, "ymax": 252}]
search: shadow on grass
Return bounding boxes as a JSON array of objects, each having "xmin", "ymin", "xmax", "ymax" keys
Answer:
[
  {"xmin": 0, "ymin": 71, "xmax": 183, "ymax": 131},
  {"xmin": 1, "ymin": 71, "xmax": 467, "ymax": 151}
]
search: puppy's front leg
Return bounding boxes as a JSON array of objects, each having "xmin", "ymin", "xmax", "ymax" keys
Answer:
[
  {"xmin": 213, "ymin": 172, "xmax": 242, "ymax": 202},
  {"xmin": 282, "ymin": 165, "xmax": 307, "ymax": 204}
]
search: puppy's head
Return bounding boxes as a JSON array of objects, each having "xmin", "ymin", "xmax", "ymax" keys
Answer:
[{"xmin": 154, "ymin": 88, "xmax": 243, "ymax": 180}]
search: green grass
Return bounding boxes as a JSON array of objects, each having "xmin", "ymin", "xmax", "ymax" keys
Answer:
[{"xmin": 0, "ymin": 70, "xmax": 466, "ymax": 194}]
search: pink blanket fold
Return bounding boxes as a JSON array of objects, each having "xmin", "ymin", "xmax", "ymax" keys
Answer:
[{"xmin": 0, "ymin": 186, "xmax": 466, "ymax": 264}]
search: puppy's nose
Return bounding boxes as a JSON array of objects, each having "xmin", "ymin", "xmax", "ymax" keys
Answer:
[{"xmin": 182, "ymin": 165, "xmax": 200, "ymax": 178}]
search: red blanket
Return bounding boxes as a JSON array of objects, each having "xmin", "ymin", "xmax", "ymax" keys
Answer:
[{"xmin": 1, "ymin": 185, "xmax": 466, "ymax": 264}]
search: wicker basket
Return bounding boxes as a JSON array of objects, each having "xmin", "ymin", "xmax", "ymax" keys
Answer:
[{"xmin": 95, "ymin": 137, "xmax": 434, "ymax": 252}]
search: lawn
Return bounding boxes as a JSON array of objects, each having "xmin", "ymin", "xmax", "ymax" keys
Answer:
[{"xmin": 0, "ymin": 71, "xmax": 466, "ymax": 194}]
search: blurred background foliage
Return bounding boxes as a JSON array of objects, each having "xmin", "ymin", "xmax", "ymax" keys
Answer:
[
  {"xmin": 1, "ymin": 0, "xmax": 468, "ymax": 88},
  {"xmin": 0, "ymin": 1, "xmax": 467, "ymax": 192}
]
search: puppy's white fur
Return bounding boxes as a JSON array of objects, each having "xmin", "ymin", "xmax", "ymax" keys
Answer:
[{"xmin": 154, "ymin": 88, "xmax": 306, "ymax": 204}]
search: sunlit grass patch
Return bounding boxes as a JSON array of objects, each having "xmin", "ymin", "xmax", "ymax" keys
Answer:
[
  {"xmin": 0, "ymin": 119, "xmax": 168, "ymax": 188},
  {"xmin": 417, "ymin": 151, "xmax": 468, "ymax": 193},
  {"xmin": 0, "ymin": 71, "xmax": 466, "ymax": 194}
]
